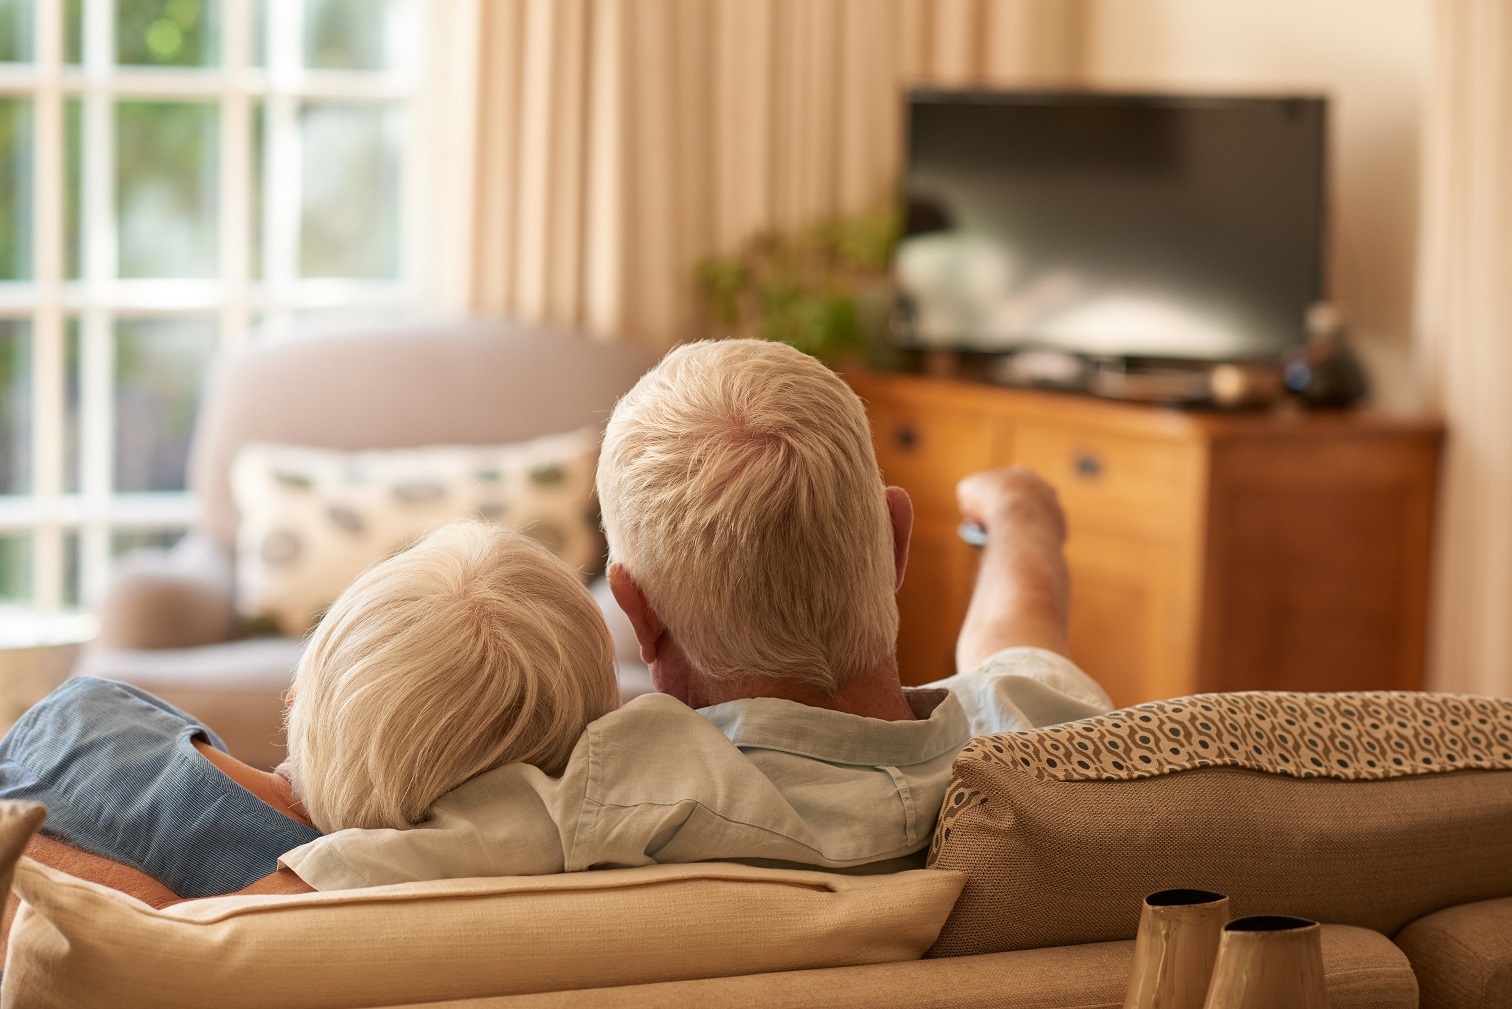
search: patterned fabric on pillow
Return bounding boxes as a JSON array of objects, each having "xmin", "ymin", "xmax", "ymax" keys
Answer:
[
  {"xmin": 232, "ymin": 429, "xmax": 601, "ymax": 636},
  {"xmin": 945, "ymin": 691, "xmax": 1512, "ymax": 792},
  {"xmin": 927, "ymin": 690, "xmax": 1512, "ymax": 958}
]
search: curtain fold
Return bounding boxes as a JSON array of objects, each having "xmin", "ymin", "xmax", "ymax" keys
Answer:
[
  {"xmin": 1416, "ymin": 0, "xmax": 1512, "ymax": 693},
  {"xmin": 468, "ymin": 0, "xmax": 1087, "ymax": 349}
]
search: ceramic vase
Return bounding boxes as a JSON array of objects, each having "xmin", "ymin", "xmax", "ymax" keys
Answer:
[
  {"xmin": 1201, "ymin": 915, "xmax": 1328, "ymax": 1009},
  {"xmin": 1122, "ymin": 888, "xmax": 1230, "ymax": 1009}
]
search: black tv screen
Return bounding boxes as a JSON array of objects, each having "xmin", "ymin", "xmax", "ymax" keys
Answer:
[{"xmin": 896, "ymin": 90, "xmax": 1327, "ymax": 361}]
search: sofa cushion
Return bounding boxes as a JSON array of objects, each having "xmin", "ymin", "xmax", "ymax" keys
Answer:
[
  {"xmin": 1396, "ymin": 896, "xmax": 1512, "ymax": 1009},
  {"xmin": 381, "ymin": 924, "xmax": 1415, "ymax": 1009},
  {"xmin": 1, "ymin": 859, "xmax": 965, "ymax": 1009},
  {"xmin": 927, "ymin": 690, "xmax": 1512, "ymax": 956},
  {"xmin": 232, "ymin": 429, "xmax": 601, "ymax": 636}
]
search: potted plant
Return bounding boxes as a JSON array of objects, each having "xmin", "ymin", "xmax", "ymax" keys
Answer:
[{"xmin": 694, "ymin": 206, "xmax": 899, "ymax": 368}]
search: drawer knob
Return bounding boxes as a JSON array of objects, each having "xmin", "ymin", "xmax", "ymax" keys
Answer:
[
  {"xmin": 1074, "ymin": 452, "xmax": 1104, "ymax": 481},
  {"xmin": 894, "ymin": 425, "xmax": 919, "ymax": 451}
]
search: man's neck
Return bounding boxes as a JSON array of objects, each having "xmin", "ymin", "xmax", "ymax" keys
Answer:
[{"xmin": 684, "ymin": 659, "xmax": 919, "ymax": 721}]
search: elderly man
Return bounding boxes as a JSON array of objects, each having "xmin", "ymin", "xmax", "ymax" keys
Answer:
[{"xmin": 277, "ymin": 339, "xmax": 1111, "ymax": 887}]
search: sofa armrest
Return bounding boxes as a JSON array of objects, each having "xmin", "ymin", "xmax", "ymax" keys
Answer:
[{"xmin": 96, "ymin": 534, "xmax": 237, "ymax": 651}]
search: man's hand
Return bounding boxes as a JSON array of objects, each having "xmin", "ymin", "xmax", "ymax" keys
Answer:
[
  {"xmin": 956, "ymin": 467, "xmax": 1068, "ymax": 552},
  {"xmin": 954, "ymin": 467, "xmax": 1072, "ymax": 671}
]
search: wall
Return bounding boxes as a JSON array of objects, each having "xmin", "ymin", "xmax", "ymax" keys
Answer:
[{"xmin": 1081, "ymin": 0, "xmax": 1434, "ymax": 410}]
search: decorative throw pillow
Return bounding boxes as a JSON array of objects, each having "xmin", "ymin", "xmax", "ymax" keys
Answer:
[
  {"xmin": 928, "ymin": 690, "xmax": 1512, "ymax": 957},
  {"xmin": 231, "ymin": 428, "xmax": 601, "ymax": 637}
]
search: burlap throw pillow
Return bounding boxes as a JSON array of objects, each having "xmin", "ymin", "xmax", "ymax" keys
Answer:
[
  {"xmin": 231, "ymin": 429, "xmax": 601, "ymax": 636},
  {"xmin": 927, "ymin": 690, "xmax": 1512, "ymax": 957},
  {"xmin": 3, "ymin": 860, "xmax": 965, "ymax": 1009}
]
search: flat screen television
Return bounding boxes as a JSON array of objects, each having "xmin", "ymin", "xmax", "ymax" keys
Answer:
[{"xmin": 895, "ymin": 90, "xmax": 1328, "ymax": 363}]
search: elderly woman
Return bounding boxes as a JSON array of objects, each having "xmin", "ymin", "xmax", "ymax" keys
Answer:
[{"xmin": 0, "ymin": 522, "xmax": 618, "ymax": 901}]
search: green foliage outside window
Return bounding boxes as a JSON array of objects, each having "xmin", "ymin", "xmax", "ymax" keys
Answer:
[
  {"xmin": 118, "ymin": 0, "xmax": 218, "ymax": 67},
  {"xmin": 0, "ymin": 0, "xmax": 33, "ymax": 63},
  {"xmin": 0, "ymin": 98, "xmax": 32, "ymax": 281},
  {"xmin": 306, "ymin": 0, "xmax": 393, "ymax": 70},
  {"xmin": 0, "ymin": 535, "xmax": 31, "ymax": 601},
  {"xmin": 0, "ymin": 323, "xmax": 31, "ymax": 497},
  {"xmin": 116, "ymin": 101, "xmax": 220, "ymax": 278}
]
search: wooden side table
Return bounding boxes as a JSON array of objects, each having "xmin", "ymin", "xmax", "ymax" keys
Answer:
[{"xmin": 0, "ymin": 615, "xmax": 98, "ymax": 733}]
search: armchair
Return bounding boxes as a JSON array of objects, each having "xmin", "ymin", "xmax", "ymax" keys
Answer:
[{"xmin": 79, "ymin": 320, "xmax": 657, "ymax": 767}]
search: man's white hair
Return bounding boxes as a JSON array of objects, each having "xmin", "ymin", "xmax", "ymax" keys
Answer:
[
  {"xmin": 597, "ymin": 339, "xmax": 898, "ymax": 695},
  {"xmin": 285, "ymin": 521, "xmax": 617, "ymax": 833}
]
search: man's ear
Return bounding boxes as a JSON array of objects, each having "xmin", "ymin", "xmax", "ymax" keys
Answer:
[
  {"xmin": 885, "ymin": 485, "xmax": 914, "ymax": 592},
  {"xmin": 608, "ymin": 563, "xmax": 665, "ymax": 665}
]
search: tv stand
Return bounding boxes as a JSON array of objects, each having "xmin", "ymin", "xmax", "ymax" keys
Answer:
[{"xmin": 846, "ymin": 370, "xmax": 1443, "ymax": 705}]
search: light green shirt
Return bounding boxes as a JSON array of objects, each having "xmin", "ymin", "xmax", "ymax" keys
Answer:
[{"xmin": 280, "ymin": 647, "xmax": 1111, "ymax": 889}]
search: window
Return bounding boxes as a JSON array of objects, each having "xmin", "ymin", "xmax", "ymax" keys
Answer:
[{"xmin": 0, "ymin": 0, "xmax": 426, "ymax": 614}]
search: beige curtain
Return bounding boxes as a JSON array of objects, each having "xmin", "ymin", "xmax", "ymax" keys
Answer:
[
  {"xmin": 1417, "ymin": 0, "xmax": 1512, "ymax": 694},
  {"xmin": 468, "ymin": 0, "xmax": 1087, "ymax": 349}
]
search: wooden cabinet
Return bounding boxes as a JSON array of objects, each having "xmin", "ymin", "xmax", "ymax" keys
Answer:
[{"xmin": 847, "ymin": 371, "xmax": 1443, "ymax": 706}]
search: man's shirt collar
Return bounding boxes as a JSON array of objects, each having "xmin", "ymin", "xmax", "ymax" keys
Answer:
[{"xmin": 697, "ymin": 688, "xmax": 969, "ymax": 767}]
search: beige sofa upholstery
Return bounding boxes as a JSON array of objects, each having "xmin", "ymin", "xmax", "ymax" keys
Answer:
[
  {"xmin": 10, "ymin": 692, "xmax": 1512, "ymax": 1007},
  {"xmin": 397, "ymin": 928, "xmax": 1416, "ymax": 1009},
  {"xmin": 78, "ymin": 320, "xmax": 657, "ymax": 768}
]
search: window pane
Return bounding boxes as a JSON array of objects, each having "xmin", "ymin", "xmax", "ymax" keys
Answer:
[
  {"xmin": 118, "ymin": 0, "xmax": 221, "ymax": 67},
  {"xmin": 300, "ymin": 103, "xmax": 399, "ymax": 279},
  {"xmin": 61, "ymin": 530, "xmax": 79, "ymax": 608},
  {"xmin": 0, "ymin": 320, "xmax": 32, "ymax": 496},
  {"xmin": 112, "ymin": 528, "xmax": 185, "ymax": 555},
  {"xmin": 64, "ymin": 99, "xmax": 81, "ymax": 281},
  {"xmin": 251, "ymin": 0, "xmax": 263, "ymax": 67},
  {"xmin": 114, "ymin": 317, "xmax": 216, "ymax": 492},
  {"xmin": 63, "ymin": 0, "xmax": 79, "ymax": 63},
  {"xmin": 304, "ymin": 0, "xmax": 403, "ymax": 71},
  {"xmin": 0, "ymin": 533, "xmax": 31, "ymax": 603},
  {"xmin": 63, "ymin": 318, "xmax": 80, "ymax": 494},
  {"xmin": 250, "ymin": 99, "xmax": 263, "ymax": 279},
  {"xmin": 117, "ymin": 101, "xmax": 220, "ymax": 279},
  {"xmin": 0, "ymin": 98, "xmax": 33, "ymax": 281},
  {"xmin": 0, "ymin": 0, "xmax": 33, "ymax": 63}
]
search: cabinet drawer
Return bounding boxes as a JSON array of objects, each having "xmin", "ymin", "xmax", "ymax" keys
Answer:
[
  {"xmin": 870, "ymin": 403, "xmax": 998, "ymax": 519},
  {"xmin": 1014, "ymin": 424, "xmax": 1197, "ymax": 539}
]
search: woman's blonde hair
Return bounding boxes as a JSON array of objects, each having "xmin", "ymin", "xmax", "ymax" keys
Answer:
[
  {"xmin": 284, "ymin": 521, "xmax": 617, "ymax": 833},
  {"xmin": 596, "ymin": 339, "xmax": 898, "ymax": 695}
]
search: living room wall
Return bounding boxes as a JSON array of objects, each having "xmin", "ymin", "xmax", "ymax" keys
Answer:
[{"xmin": 1080, "ymin": 0, "xmax": 1434, "ymax": 413}]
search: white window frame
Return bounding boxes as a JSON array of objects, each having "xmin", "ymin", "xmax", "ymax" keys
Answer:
[{"xmin": 0, "ymin": 0, "xmax": 432, "ymax": 616}]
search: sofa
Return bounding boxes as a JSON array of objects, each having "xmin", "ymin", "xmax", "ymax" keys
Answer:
[
  {"xmin": 4, "ymin": 689, "xmax": 1510, "ymax": 1008},
  {"xmin": 78, "ymin": 320, "xmax": 658, "ymax": 769}
]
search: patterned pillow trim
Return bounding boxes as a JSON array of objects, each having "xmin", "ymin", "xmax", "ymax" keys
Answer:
[
  {"xmin": 960, "ymin": 691, "xmax": 1512, "ymax": 786},
  {"xmin": 929, "ymin": 690, "xmax": 1512, "ymax": 863}
]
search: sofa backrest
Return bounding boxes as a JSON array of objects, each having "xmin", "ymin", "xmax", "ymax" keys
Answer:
[
  {"xmin": 5, "ymin": 850, "xmax": 966, "ymax": 1009},
  {"xmin": 188, "ymin": 320, "xmax": 657, "ymax": 551},
  {"xmin": 927, "ymin": 690, "xmax": 1512, "ymax": 956}
]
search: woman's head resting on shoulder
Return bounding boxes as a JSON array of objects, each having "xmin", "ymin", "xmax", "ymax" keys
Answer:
[{"xmin": 283, "ymin": 521, "xmax": 618, "ymax": 834}]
